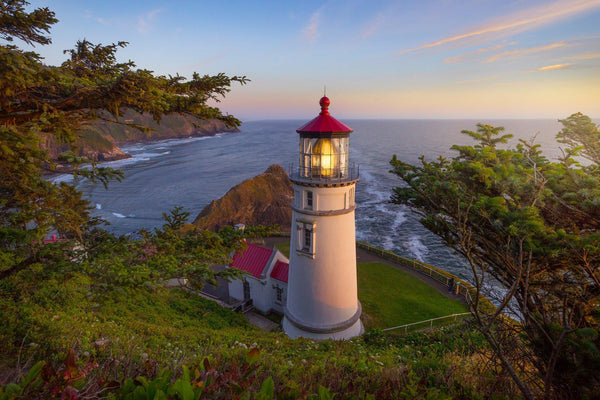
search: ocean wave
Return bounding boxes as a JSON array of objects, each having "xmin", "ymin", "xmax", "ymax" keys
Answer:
[
  {"xmin": 112, "ymin": 212, "xmax": 126, "ymax": 218},
  {"xmin": 50, "ymin": 174, "xmax": 74, "ymax": 184},
  {"xmin": 408, "ymin": 236, "xmax": 428, "ymax": 262},
  {"xmin": 121, "ymin": 134, "xmax": 223, "ymax": 153}
]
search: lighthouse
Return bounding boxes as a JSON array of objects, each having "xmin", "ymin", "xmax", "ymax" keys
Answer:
[{"xmin": 283, "ymin": 96, "xmax": 363, "ymax": 340}]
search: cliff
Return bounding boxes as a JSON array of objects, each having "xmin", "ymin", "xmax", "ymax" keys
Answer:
[
  {"xmin": 41, "ymin": 110, "xmax": 238, "ymax": 164},
  {"xmin": 193, "ymin": 164, "xmax": 293, "ymax": 232}
]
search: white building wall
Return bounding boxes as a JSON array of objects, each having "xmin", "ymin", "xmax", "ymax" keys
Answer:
[
  {"xmin": 228, "ymin": 249, "xmax": 290, "ymax": 315},
  {"xmin": 229, "ymin": 278, "xmax": 244, "ymax": 301},
  {"xmin": 285, "ymin": 181, "xmax": 362, "ymax": 339}
]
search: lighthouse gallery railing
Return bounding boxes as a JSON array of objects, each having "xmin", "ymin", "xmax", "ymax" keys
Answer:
[{"xmin": 288, "ymin": 163, "xmax": 359, "ymax": 183}]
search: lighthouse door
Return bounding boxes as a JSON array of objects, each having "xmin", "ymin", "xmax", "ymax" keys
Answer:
[{"xmin": 243, "ymin": 281, "xmax": 250, "ymax": 301}]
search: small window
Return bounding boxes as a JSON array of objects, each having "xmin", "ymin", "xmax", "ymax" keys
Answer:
[
  {"xmin": 296, "ymin": 221, "xmax": 316, "ymax": 256},
  {"xmin": 303, "ymin": 228, "xmax": 311, "ymax": 250},
  {"xmin": 276, "ymin": 287, "xmax": 283, "ymax": 302},
  {"xmin": 305, "ymin": 191, "xmax": 313, "ymax": 210}
]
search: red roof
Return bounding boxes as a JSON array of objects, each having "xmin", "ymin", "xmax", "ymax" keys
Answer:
[
  {"xmin": 229, "ymin": 243, "xmax": 273, "ymax": 278},
  {"xmin": 296, "ymin": 96, "xmax": 353, "ymax": 134},
  {"xmin": 270, "ymin": 260, "xmax": 289, "ymax": 283},
  {"xmin": 43, "ymin": 235, "xmax": 68, "ymax": 244}
]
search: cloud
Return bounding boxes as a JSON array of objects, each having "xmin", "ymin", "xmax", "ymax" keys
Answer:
[
  {"xmin": 571, "ymin": 52, "xmax": 600, "ymax": 60},
  {"xmin": 444, "ymin": 44, "xmax": 506, "ymax": 64},
  {"xmin": 484, "ymin": 41, "xmax": 568, "ymax": 63},
  {"xmin": 362, "ymin": 12, "xmax": 386, "ymax": 39},
  {"xmin": 536, "ymin": 63, "xmax": 573, "ymax": 71},
  {"xmin": 398, "ymin": 0, "xmax": 600, "ymax": 54},
  {"xmin": 303, "ymin": 9, "xmax": 322, "ymax": 44},
  {"xmin": 456, "ymin": 75, "xmax": 499, "ymax": 84},
  {"xmin": 137, "ymin": 9, "xmax": 162, "ymax": 35}
]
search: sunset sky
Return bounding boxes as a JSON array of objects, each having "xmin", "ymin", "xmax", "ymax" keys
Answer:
[{"xmin": 28, "ymin": 0, "xmax": 600, "ymax": 120}]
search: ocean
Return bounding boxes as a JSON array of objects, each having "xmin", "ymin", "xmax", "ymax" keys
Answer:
[{"xmin": 53, "ymin": 119, "xmax": 564, "ymax": 280}]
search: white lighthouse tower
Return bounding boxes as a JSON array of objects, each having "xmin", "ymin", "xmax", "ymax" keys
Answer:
[{"xmin": 283, "ymin": 96, "xmax": 363, "ymax": 340}]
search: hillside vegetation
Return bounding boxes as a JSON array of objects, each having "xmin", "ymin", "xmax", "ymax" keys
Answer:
[{"xmin": 0, "ymin": 238, "xmax": 504, "ymax": 399}]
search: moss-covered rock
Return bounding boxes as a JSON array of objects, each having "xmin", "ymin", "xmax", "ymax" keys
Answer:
[{"xmin": 193, "ymin": 164, "xmax": 293, "ymax": 232}]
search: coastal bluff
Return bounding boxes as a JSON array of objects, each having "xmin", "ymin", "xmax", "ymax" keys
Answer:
[
  {"xmin": 193, "ymin": 164, "xmax": 293, "ymax": 232},
  {"xmin": 41, "ymin": 110, "xmax": 238, "ymax": 164}
]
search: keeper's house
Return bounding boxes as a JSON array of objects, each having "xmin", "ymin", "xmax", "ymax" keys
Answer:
[{"xmin": 228, "ymin": 243, "xmax": 289, "ymax": 314}]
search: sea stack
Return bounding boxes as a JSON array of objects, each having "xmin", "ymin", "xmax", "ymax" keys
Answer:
[{"xmin": 283, "ymin": 96, "xmax": 363, "ymax": 340}]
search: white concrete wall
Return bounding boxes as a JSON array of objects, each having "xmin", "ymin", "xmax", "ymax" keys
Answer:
[
  {"xmin": 229, "ymin": 249, "xmax": 290, "ymax": 315},
  {"xmin": 286, "ymin": 181, "xmax": 360, "ymax": 338},
  {"xmin": 294, "ymin": 185, "xmax": 355, "ymax": 211},
  {"xmin": 229, "ymin": 278, "xmax": 244, "ymax": 301}
]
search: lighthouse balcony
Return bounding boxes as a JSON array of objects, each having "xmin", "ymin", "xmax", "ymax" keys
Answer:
[{"xmin": 289, "ymin": 163, "xmax": 359, "ymax": 185}]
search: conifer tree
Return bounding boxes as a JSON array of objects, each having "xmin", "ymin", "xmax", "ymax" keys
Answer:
[
  {"xmin": 390, "ymin": 115, "xmax": 600, "ymax": 399},
  {"xmin": 0, "ymin": 0, "xmax": 247, "ymax": 279}
]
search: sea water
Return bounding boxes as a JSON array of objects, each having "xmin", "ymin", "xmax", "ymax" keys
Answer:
[{"xmin": 53, "ymin": 119, "xmax": 564, "ymax": 280}]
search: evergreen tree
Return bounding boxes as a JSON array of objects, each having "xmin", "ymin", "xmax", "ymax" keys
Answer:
[
  {"xmin": 390, "ymin": 114, "xmax": 600, "ymax": 399},
  {"xmin": 0, "ymin": 0, "xmax": 248, "ymax": 279}
]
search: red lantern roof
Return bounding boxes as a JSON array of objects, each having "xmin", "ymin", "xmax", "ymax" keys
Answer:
[{"xmin": 296, "ymin": 96, "xmax": 353, "ymax": 134}]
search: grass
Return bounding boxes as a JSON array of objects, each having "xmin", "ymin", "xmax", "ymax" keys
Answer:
[
  {"xmin": 357, "ymin": 262, "xmax": 468, "ymax": 330},
  {"xmin": 274, "ymin": 241, "xmax": 290, "ymax": 257},
  {"xmin": 274, "ymin": 240, "xmax": 467, "ymax": 331},
  {"xmin": 0, "ymin": 257, "xmax": 508, "ymax": 398}
]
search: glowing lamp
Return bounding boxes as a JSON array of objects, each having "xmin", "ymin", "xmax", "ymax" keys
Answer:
[
  {"xmin": 312, "ymin": 138, "xmax": 338, "ymax": 177},
  {"xmin": 296, "ymin": 96, "xmax": 352, "ymax": 180}
]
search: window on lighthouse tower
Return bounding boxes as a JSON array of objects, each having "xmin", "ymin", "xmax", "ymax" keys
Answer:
[
  {"xmin": 303, "ymin": 229, "xmax": 311, "ymax": 250},
  {"xmin": 305, "ymin": 190, "xmax": 313, "ymax": 210},
  {"xmin": 296, "ymin": 221, "xmax": 316, "ymax": 257}
]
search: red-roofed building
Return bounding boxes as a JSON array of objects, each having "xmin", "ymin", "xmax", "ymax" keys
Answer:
[
  {"xmin": 270, "ymin": 260, "xmax": 289, "ymax": 283},
  {"xmin": 228, "ymin": 243, "xmax": 289, "ymax": 314},
  {"xmin": 229, "ymin": 243, "xmax": 274, "ymax": 279}
]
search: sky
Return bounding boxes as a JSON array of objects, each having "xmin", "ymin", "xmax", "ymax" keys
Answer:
[{"xmin": 26, "ymin": 0, "xmax": 600, "ymax": 120}]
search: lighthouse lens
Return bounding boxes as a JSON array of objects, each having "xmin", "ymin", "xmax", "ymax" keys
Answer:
[{"xmin": 312, "ymin": 138, "xmax": 338, "ymax": 177}]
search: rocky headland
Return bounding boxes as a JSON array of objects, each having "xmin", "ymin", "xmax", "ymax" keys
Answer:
[
  {"xmin": 41, "ymin": 110, "xmax": 238, "ymax": 165},
  {"xmin": 193, "ymin": 164, "xmax": 293, "ymax": 232}
]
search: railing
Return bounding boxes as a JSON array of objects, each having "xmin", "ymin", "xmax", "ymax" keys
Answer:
[
  {"xmin": 263, "ymin": 236, "xmax": 492, "ymax": 311},
  {"xmin": 356, "ymin": 241, "xmax": 474, "ymax": 304},
  {"xmin": 382, "ymin": 312, "xmax": 471, "ymax": 333},
  {"xmin": 288, "ymin": 163, "xmax": 359, "ymax": 183}
]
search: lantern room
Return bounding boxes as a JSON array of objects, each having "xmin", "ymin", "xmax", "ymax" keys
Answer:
[{"xmin": 295, "ymin": 97, "xmax": 354, "ymax": 180}]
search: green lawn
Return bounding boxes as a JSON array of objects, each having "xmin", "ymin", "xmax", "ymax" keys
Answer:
[
  {"xmin": 274, "ymin": 240, "xmax": 467, "ymax": 331},
  {"xmin": 274, "ymin": 241, "xmax": 290, "ymax": 257},
  {"xmin": 357, "ymin": 262, "xmax": 468, "ymax": 330}
]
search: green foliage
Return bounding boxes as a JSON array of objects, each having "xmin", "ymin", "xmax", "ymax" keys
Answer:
[
  {"xmin": 0, "ymin": 0, "xmax": 248, "ymax": 282},
  {"xmin": 556, "ymin": 112, "xmax": 600, "ymax": 165},
  {"xmin": 1, "ymin": 324, "xmax": 512, "ymax": 399},
  {"xmin": 390, "ymin": 115, "xmax": 600, "ymax": 399},
  {"xmin": 0, "ymin": 0, "xmax": 57, "ymax": 45}
]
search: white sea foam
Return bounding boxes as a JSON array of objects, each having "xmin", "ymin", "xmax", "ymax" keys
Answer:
[
  {"xmin": 96, "ymin": 203, "xmax": 102, "ymax": 210},
  {"xmin": 408, "ymin": 236, "xmax": 428, "ymax": 262},
  {"xmin": 122, "ymin": 134, "xmax": 223, "ymax": 152},
  {"xmin": 50, "ymin": 174, "xmax": 74, "ymax": 184},
  {"xmin": 112, "ymin": 212, "xmax": 126, "ymax": 218}
]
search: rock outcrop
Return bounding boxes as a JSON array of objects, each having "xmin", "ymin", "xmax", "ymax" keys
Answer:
[
  {"xmin": 193, "ymin": 165, "xmax": 293, "ymax": 232},
  {"xmin": 40, "ymin": 110, "xmax": 238, "ymax": 163}
]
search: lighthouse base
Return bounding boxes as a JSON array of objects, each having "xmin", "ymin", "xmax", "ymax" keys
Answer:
[{"xmin": 282, "ymin": 316, "xmax": 364, "ymax": 340}]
